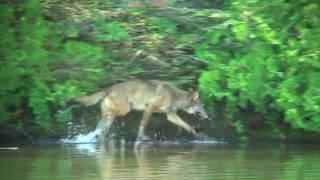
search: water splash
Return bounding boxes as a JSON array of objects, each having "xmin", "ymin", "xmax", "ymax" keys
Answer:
[
  {"xmin": 191, "ymin": 140, "xmax": 221, "ymax": 144},
  {"xmin": 60, "ymin": 122, "xmax": 103, "ymax": 144},
  {"xmin": 60, "ymin": 128, "xmax": 101, "ymax": 143}
]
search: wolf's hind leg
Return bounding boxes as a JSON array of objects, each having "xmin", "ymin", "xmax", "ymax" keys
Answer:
[
  {"xmin": 99, "ymin": 95, "xmax": 131, "ymax": 142},
  {"xmin": 98, "ymin": 117, "xmax": 114, "ymax": 142},
  {"xmin": 134, "ymin": 107, "xmax": 153, "ymax": 149},
  {"xmin": 98, "ymin": 97, "xmax": 116, "ymax": 142}
]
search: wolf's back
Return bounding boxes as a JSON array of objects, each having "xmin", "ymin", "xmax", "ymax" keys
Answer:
[{"xmin": 73, "ymin": 91, "xmax": 107, "ymax": 106}]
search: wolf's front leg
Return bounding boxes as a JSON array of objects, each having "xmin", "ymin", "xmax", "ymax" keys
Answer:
[
  {"xmin": 134, "ymin": 126, "xmax": 144, "ymax": 149},
  {"xmin": 166, "ymin": 112, "xmax": 200, "ymax": 138},
  {"xmin": 134, "ymin": 108, "xmax": 153, "ymax": 150}
]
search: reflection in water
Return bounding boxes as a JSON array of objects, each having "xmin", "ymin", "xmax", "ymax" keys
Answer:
[{"xmin": 1, "ymin": 142, "xmax": 320, "ymax": 180}]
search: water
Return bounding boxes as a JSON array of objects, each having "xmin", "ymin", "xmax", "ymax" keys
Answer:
[
  {"xmin": 60, "ymin": 128, "xmax": 102, "ymax": 143},
  {"xmin": 60, "ymin": 121, "xmax": 107, "ymax": 144},
  {"xmin": 1, "ymin": 142, "xmax": 320, "ymax": 180}
]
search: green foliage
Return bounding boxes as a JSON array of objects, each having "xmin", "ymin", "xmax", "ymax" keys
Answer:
[
  {"xmin": 50, "ymin": 82, "xmax": 83, "ymax": 106},
  {"xmin": 28, "ymin": 80, "xmax": 52, "ymax": 129},
  {"xmin": 1, "ymin": 0, "xmax": 320, "ymax": 140},
  {"xmin": 0, "ymin": 0, "xmax": 51, "ymax": 128},
  {"xmin": 0, "ymin": 0, "xmax": 97, "ymax": 131},
  {"xmin": 233, "ymin": 120, "xmax": 249, "ymax": 142},
  {"xmin": 94, "ymin": 20, "xmax": 129, "ymax": 42},
  {"xmin": 149, "ymin": 17, "xmax": 177, "ymax": 35},
  {"xmin": 198, "ymin": 0, "xmax": 320, "ymax": 133},
  {"xmin": 64, "ymin": 41, "xmax": 104, "ymax": 61}
]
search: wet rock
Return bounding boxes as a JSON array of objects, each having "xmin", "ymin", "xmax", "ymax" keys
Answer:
[{"xmin": 0, "ymin": 128, "xmax": 32, "ymax": 145}]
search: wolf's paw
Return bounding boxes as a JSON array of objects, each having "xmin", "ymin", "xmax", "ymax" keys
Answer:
[
  {"xmin": 141, "ymin": 135, "xmax": 152, "ymax": 142},
  {"xmin": 134, "ymin": 140, "xmax": 141, "ymax": 150}
]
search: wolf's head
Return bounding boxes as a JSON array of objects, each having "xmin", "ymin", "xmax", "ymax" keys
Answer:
[{"xmin": 183, "ymin": 89, "xmax": 208, "ymax": 119}]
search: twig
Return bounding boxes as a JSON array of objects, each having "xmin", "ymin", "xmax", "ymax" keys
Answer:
[{"xmin": 0, "ymin": 147, "xmax": 19, "ymax": 150}]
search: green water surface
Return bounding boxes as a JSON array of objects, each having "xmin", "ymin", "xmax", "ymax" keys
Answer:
[{"xmin": 0, "ymin": 142, "xmax": 319, "ymax": 180}]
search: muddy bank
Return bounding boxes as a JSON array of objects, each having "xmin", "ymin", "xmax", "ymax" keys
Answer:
[{"xmin": 2, "ymin": 117, "xmax": 320, "ymax": 145}]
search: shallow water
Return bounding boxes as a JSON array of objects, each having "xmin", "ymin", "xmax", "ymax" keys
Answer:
[{"xmin": 1, "ymin": 142, "xmax": 320, "ymax": 180}]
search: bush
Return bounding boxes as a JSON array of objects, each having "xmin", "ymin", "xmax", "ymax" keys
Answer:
[{"xmin": 198, "ymin": 0, "xmax": 320, "ymax": 133}]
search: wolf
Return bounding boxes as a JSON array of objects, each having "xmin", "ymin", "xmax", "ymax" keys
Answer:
[{"xmin": 73, "ymin": 79, "xmax": 208, "ymax": 148}]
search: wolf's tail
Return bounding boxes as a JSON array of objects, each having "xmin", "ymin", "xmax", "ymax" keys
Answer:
[{"xmin": 73, "ymin": 91, "xmax": 107, "ymax": 106}]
